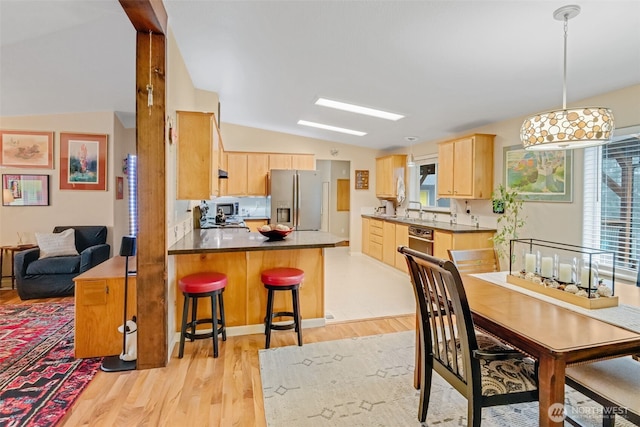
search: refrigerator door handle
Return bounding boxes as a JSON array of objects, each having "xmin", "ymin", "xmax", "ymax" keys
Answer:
[{"xmin": 293, "ymin": 173, "xmax": 299, "ymax": 227}]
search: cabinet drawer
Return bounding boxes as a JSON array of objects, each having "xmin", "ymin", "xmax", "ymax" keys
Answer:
[{"xmin": 370, "ymin": 234, "xmax": 383, "ymax": 245}]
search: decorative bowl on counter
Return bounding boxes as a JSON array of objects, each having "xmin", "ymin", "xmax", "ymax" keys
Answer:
[{"xmin": 258, "ymin": 225, "xmax": 294, "ymax": 241}]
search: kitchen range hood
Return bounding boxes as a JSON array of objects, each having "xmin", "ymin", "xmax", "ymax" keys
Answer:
[{"xmin": 218, "ymin": 169, "xmax": 228, "ymax": 179}]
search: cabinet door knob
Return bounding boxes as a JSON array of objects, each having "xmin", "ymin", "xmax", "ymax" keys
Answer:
[{"xmin": 105, "ymin": 285, "xmax": 109, "ymax": 294}]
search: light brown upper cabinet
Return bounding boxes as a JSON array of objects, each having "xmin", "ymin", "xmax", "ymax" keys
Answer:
[
  {"xmin": 437, "ymin": 134, "xmax": 494, "ymax": 199},
  {"xmin": 222, "ymin": 152, "xmax": 269, "ymax": 196},
  {"xmin": 291, "ymin": 154, "xmax": 315, "ymax": 170},
  {"xmin": 176, "ymin": 111, "xmax": 220, "ymax": 200},
  {"xmin": 268, "ymin": 154, "xmax": 315, "ymax": 170},
  {"xmin": 376, "ymin": 154, "xmax": 407, "ymax": 199}
]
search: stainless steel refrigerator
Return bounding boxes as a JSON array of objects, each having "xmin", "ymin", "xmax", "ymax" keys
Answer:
[{"xmin": 269, "ymin": 169, "xmax": 322, "ymax": 231}]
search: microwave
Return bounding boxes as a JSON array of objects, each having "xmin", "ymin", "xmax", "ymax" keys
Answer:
[{"xmin": 215, "ymin": 202, "xmax": 239, "ymax": 216}]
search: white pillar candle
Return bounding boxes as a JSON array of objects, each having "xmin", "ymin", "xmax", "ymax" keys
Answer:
[
  {"xmin": 540, "ymin": 257, "xmax": 553, "ymax": 277},
  {"xmin": 559, "ymin": 263, "xmax": 572, "ymax": 282},
  {"xmin": 525, "ymin": 253, "xmax": 536, "ymax": 273},
  {"xmin": 581, "ymin": 268, "xmax": 595, "ymax": 287}
]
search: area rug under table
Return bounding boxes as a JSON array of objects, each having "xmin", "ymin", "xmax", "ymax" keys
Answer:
[
  {"xmin": 0, "ymin": 302, "xmax": 102, "ymax": 427},
  {"xmin": 259, "ymin": 331, "xmax": 637, "ymax": 427}
]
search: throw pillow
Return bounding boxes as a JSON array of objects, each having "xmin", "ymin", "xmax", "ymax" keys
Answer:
[{"xmin": 35, "ymin": 228, "xmax": 79, "ymax": 259}]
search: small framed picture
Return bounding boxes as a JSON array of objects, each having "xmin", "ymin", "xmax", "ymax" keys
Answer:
[
  {"xmin": 355, "ymin": 170, "xmax": 369, "ymax": 190},
  {"xmin": 116, "ymin": 176, "xmax": 124, "ymax": 200},
  {"xmin": 2, "ymin": 174, "xmax": 50, "ymax": 206}
]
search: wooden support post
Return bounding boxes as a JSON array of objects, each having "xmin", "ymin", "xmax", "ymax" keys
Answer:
[{"xmin": 120, "ymin": 0, "xmax": 168, "ymax": 369}]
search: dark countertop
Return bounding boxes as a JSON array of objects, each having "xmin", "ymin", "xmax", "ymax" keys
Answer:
[
  {"xmin": 168, "ymin": 229, "xmax": 347, "ymax": 255},
  {"xmin": 361, "ymin": 214, "xmax": 496, "ymax": 233}
]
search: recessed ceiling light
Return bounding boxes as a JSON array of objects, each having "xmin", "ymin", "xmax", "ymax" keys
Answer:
[
  {"xmin": 315, "ymin": 98, "xmax": 404, "ymax": 121},
  {"xmin": 297, "ymin": 120, "xmax": 367, "ymax": 136}
]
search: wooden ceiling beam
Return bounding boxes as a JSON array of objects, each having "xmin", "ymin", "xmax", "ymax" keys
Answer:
[{"xmin": 119, "ymin": 0, "xmax": 167, "ymax": 34}]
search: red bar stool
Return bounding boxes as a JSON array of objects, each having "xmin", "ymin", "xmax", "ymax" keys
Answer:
[
  {"xmin": 261, "ymin": 267, "xmax": 304, "ymax": 349},
  {"xmin": 178, "ymin": 272, "xmax": 227, "ymax": 358}
]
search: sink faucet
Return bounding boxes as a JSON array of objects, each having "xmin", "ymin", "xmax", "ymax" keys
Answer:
[{"xmin": 407, "ymin": 201, "xmax": 423, "ymax": 219}]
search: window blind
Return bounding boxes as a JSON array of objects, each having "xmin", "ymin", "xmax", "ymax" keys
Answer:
[{"xmin": 583, "ymin": 131, "xmax": 640, "ymax": 277}]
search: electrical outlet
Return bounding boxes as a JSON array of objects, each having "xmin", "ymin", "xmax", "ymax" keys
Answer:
[{"xmin": 174, "ymin": 225, "xmax": 178, "ymax": 240}]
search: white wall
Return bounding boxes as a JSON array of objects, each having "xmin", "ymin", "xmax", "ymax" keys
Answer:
[
  {"xmin": 112, "ymin": 116, "xmax": 136, "ymax": 245},
  {"xmin": 395, "ymin": 84, "xmax": 640, "ymax": 246},
  {"xmin": 0, "ymin": 111, "xmax": 124, "ymax": 251}
]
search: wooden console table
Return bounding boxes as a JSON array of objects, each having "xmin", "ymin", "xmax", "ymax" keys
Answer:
[
  {"xmin": 73, "ymin": 256, "xmax": 136, "ymax": 358},
  {"xmin": 0, "ymin": 244, "xmax": 38, "ymax": 289}
]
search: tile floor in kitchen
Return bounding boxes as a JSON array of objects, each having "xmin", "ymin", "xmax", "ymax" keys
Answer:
[
  {"xmin": 324, "ymin": 246, "xmax": 640, "ymax": 323},
  {"xmin": 324, "ymin": 246, "xmax": 416, "ymax": 322}
]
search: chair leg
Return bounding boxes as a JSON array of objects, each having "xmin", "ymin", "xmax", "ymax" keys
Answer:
[
  {"xmin": 468, "ymin": 394, "xmax": 482, "ymax": 427},
  {"xmin": 178, "ymin": 293, "xmax": 190, "ymax": 358},
  {"xmin": 211, "ymin": 293, "xmax": 219, "ymax": 358},
  {"xmin": 265, "ymin": 289, "xmax": 274, "ymax": 349},
  {"xmin": 218, "ymin": 290, "xmax": 227, "ymax": 341},
  {"xmin": 292, "ymin": 287, "xmax": 302, "ymax": 346},
  {"xmin": 417, "ymin": 338, "xmax": 432, "ymax": 422}
]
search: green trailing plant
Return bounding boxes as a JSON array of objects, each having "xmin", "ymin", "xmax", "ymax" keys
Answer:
[{"xmin": 491, "ymin": 185, "xmax": 526, "ymax": 266}]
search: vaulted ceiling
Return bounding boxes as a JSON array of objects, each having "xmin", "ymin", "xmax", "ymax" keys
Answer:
[{"xmin": 1, "ymin": 1, "xmax": 638, "ymax": 150}]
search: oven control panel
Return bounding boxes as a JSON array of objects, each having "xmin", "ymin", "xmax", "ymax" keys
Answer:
[{"xmin": 409, "ymin": 226, "xmax": 434, "ymax": 239}]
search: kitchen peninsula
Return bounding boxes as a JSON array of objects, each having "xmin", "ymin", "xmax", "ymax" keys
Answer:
[{"xmin": 168, "ymin": 229, "xmax": 346, "ymax": 334}]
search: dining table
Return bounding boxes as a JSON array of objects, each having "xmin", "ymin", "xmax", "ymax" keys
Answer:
[{"xmin": 414, "ymin": 272, "xmax": 640, "ymax": 427}]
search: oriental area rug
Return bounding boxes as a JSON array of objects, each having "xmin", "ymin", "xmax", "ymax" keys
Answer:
[
  {"xmin": 259, "ymin": 331, "xmax": 637, "ymax": 427},
  {"xmin": 0, "ymin": 302, "xmax": 102, "ymax": 427}
]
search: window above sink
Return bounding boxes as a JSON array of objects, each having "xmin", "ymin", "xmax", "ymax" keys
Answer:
[{"xmin": 408, "ymin": 154, "xmax": 450, "ymax": 211}]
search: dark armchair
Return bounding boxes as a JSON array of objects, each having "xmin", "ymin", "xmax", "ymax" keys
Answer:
[{"xmin": 14, "ymin": 226, "xmax": 111, "ymax": 300}]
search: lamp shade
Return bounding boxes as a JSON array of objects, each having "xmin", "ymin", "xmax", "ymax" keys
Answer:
[
  {"xmin": 120, "ymin": 236, "xmax": 137, "ymax": 257},
  {"xmin": 3, "ymin": 189, "xmax": 14, "ymax": 204},
  {"xmin": 521, "ymin": 107, "xmax": 615, "ymax": 151}
]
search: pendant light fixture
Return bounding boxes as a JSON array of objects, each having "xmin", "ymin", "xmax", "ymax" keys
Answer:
[{"xmin": 520, "ymin": 5, "xmax": 614, "ymax": 151}]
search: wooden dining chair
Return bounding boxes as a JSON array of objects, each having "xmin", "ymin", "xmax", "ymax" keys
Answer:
[
  {"xmin": 398, "ymin": 246, "xmax": 538, "ymax": 426},
  {"xmin": 448, "ymin": 248, "xmax": 500, "ymax": 274}
]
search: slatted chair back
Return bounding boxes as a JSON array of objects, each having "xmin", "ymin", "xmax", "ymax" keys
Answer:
[
  {"xmin": 448, "ymin": 248, "xmax": 500, "ymax": 274},
  {"xmin": 399, "ymin": 246, "xmax": 538, "ymax": 426}
]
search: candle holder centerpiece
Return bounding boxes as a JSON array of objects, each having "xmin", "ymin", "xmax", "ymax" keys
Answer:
[{"xmin": 508, "ymin": 238, "xmax": 617, "ymax": 309}]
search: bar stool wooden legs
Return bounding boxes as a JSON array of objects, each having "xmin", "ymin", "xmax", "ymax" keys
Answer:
[
  {"xmin": 178, "ymin": 272, "xmax": 227, "ymax": 358},
  {"xmin": 261, "ymin": 267, "xmax": 304, "ymax": 349}
]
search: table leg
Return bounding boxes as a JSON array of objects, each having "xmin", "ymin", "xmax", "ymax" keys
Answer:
[
  {"xmin": 11, "ymin": 250, "xmax": 15, "ymax": 289},
  {"xmin": 538, "ymin": 355, "xmax": 566, "ymax": 427},
  {"xmin": 0, "ymin": 248, "xmax": 4, "ymax": 287}
]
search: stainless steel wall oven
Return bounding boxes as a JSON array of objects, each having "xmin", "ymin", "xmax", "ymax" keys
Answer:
[{"xmin": 408, "ymin": 225, "xmax": 434, "ymax": 255}]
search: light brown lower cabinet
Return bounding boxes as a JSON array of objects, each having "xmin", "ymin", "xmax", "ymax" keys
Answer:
[
  {"xmin": 362, "ymin": 217, "xmax": 370, "ymax": 255},
  {"xmin": 74, "ymin": 257, "xmax": 137, "ymax": 358},
  {"xmin": 369, "ymin": 219, "xmax": 384, "ymax": 261},
  {"xmin": 433, "ymin": 230, "xmax": 495, "ymax": 260},
  {"xmin": 382, "ymin": 221, "xmax": 396, "ymax": 266},
  {"xmin": 395, "ymin": 224, "xmax": 409, "ymax": 273}
]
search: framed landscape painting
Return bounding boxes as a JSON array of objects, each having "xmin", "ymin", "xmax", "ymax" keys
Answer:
[
  {"xmin": 59, "ymin": 132, "xmax": 108, "ymax": 191},
  {"xmin": 0, "ymin": 130, "xmax": 54, "ymax": 169},
  {"xmin": 503, "ymin": 145, "xmax": 572, "ymax": 202}
]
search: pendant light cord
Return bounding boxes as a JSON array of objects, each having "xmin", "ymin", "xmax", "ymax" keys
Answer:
[{"xmin": 562, "ymin": 14, "xmax": 568, "ymax": 110}]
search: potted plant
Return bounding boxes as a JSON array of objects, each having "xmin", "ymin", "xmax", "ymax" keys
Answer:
[{"xmin": 491, "ymin": 184, "xmax": 526, "ymax": 267}]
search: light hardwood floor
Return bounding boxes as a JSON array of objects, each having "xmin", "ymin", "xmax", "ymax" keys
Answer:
[{"xmin": 1, "ymin": 287, "xmax": 414, "ymax": 427}]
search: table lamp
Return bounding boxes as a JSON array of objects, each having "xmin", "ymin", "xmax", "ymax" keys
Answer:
[{"xmin": 101, "ymin": 236, "xmax": 137, "ymax": 372}]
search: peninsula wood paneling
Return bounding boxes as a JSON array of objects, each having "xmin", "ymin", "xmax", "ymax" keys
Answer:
[{"xmin": 173, "ymin": 248, "xmax": 324, "ymax": 331}]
